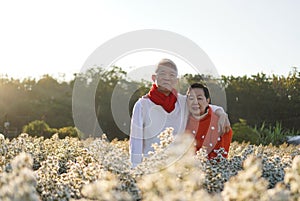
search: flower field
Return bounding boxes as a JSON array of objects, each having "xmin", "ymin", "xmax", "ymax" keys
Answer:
[{"xmin": 1, "ymin": 129, "xmax": 300, "ymax": 201}]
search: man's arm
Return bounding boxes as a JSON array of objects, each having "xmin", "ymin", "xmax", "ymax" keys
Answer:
[
  {"xmin": 129, "ymin": 101, "xmax": 144, "ymax": 168},
  {"xmin": 209, "ymin": 104, "xmax": 231, "ymax": 134}
]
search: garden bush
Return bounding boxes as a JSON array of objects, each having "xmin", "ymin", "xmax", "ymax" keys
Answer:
[
  {"xmin": 22, "ymin": 120, "xmax": 57, "ymax": 138},
  {"xmin": 232, "ymin": 119, "xmax": 300, "ymax": 146},
  {"xmin": 58, "ymin": 126, "xmax": 81, "ymax": 139},
  {"xmin": 232, "ymin": 119, "xmax": 260, "ymax": 144}
]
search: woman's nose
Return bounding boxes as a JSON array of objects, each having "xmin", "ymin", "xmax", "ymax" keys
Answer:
[{"xmin": 192, "ymin": 99, "xmax": 198, "ymax": 104}]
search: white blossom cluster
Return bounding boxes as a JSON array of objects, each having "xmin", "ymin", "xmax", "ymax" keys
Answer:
[{"xmin": 0, "ymin": 131, "xmax": 300, "ymax": 201}]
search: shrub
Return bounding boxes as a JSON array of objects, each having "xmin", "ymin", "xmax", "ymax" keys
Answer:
[
  {"xmin": 232, "ymin": 120, "xmax": 300, "ymax": 146},
  {"xmin": 254, "ymin": 122, "xmax": 283, "ymax": 146},
  {"xmin": 57, "ymin": 126, "xmax": 81, "ymax": 139},
  {"xmin": 22, "ymin": 120, "xmax": 56, "ymax": 138},
  {"xmin": 232, "ymin": 119, "xmax": 260, "ymax": 144},
  {"xmin": 254, "ymin": 122, "xmax": 300, "ymax": 146}
]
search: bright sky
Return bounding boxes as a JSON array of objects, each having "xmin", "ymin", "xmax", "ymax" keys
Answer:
[{"xmin": 0, "ymin": 0, "xmax": 299, "ymax": 81}]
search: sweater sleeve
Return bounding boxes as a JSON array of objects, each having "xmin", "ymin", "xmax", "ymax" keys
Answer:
[
  {"xmin": 222, "ymin": 128, "xmax": 233, "ymax": 155},
  {"xmin": 209, "ymin": 104, "xmax": 225, "ymax": 113},
  {"xmin": 129, "ymin": 100, "xmax": 144, "ymax": 167}
]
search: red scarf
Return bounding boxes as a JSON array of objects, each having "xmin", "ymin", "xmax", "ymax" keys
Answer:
[{"xmin": 147, "ymin": 84, "xmax": 178, "ymax": 113}]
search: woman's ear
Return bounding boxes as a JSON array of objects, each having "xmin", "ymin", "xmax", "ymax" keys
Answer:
[{"xmin": 207, "ymin": 98, "xmax": 211, "ymax": 104}]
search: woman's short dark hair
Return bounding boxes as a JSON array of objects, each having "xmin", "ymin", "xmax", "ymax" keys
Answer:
[{"xmin": 186, "ymin": 83, "xmax": 211, "ymax": 103}]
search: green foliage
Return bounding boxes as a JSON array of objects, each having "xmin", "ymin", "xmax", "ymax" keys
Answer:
[
  {"xmin": 232, "ymin": 119, "xmax": 299, "ymax": 146},
  {"xmin": 74, "ymin": 66, "xmax": 150, "ymax": 140},
  {"xmin": 1, "ymin": 66, "xmax": 300, "ymax": 141},
  {"xmin": 224, "ymin": 69, "xmax": 300, "ymax": 131},
  {"xmin": 256, "ymin": 122, "xmax": 283, "ymax": 146},
  {"xmin": 232, "ymin": 119, "xmax": 260, "ymax": 144},
  {"xmin": 0, "ymin": 74, "xmax": 73, "ymax": 134},
  {"xmin": 254, "ymin": 122, "xmax": 299, "ymax": 146},
  {"xmin": 22, "ymin": 120, "xmax": 57, "ymax": 138},
  {"xmin": 58, "ymin": 126, "xmax": 81, "ymax": 139}
]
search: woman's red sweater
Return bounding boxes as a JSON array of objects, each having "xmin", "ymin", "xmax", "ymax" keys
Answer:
[{"xmin": 185, "ymin": 106, "xmax": 233, "ymax": 159}]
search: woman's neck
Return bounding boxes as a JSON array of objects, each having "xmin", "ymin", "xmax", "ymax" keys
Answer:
[
  {"xmin": 192, "ymin": 111, "xmax": 208, "ymax": 121},
  {"xmin": 192, "ymin": 106, "xmax": 210, "ymax": 120}
]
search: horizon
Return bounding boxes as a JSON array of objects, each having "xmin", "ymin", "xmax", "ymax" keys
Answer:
[{"xmin": 0, "ymin": 65, "xmax": 297, "ymax": 83}]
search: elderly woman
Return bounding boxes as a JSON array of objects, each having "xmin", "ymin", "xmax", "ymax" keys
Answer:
[{"xmin": 185, "ymin": 83, "xmax": 233, "ymax": 159}]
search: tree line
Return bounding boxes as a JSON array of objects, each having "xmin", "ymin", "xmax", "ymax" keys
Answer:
[{"xmin": 0, "ymin": 67, "xmax": 299, "ymax": 140}]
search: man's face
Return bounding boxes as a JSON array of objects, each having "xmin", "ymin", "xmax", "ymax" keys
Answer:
[
  {"xmin": 187, "ymin": 88, "xmax": 210, "ymax": 117},
  {"xmin": 152, "ymin": 66, "xmax": 178, "ymax": 92}
]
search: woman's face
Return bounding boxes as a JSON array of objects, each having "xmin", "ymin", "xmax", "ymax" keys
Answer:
[{"xmin": 187, "ymin": 88, "xmax": 210, "ymax": 118}]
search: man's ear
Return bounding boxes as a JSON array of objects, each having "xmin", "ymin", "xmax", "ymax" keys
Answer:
[{"xmin": 151, "ymin": 74, "xmax": 156, "ymax": 82}]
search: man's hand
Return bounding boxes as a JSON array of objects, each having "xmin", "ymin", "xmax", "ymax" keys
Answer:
[
  {"xmin": 218, "ymin": 113, "xmax": 231, "ymax": 135},
  {"xmin": 214, "ymin": 109, "xmax": 231, "ymax": 135}
]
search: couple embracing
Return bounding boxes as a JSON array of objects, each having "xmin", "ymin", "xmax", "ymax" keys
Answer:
[{"xmin": 130, "ymin": 58, "xmax": 232, "ymax": 167}]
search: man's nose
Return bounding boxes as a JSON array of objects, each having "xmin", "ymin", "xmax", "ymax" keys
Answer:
[{"xmin": 162, "ymin": 74, "xmax": 171, "ymax": 80}]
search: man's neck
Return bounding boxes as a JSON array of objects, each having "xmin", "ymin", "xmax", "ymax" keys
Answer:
[{"xmin": 157, "ymin": 88, "xmax": 171, "ymax": 96}]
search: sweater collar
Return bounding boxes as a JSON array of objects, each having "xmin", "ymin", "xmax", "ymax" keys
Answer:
[{"xmin": 190, "ymin": 106, "xmax": 212, "ymax": 121}]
